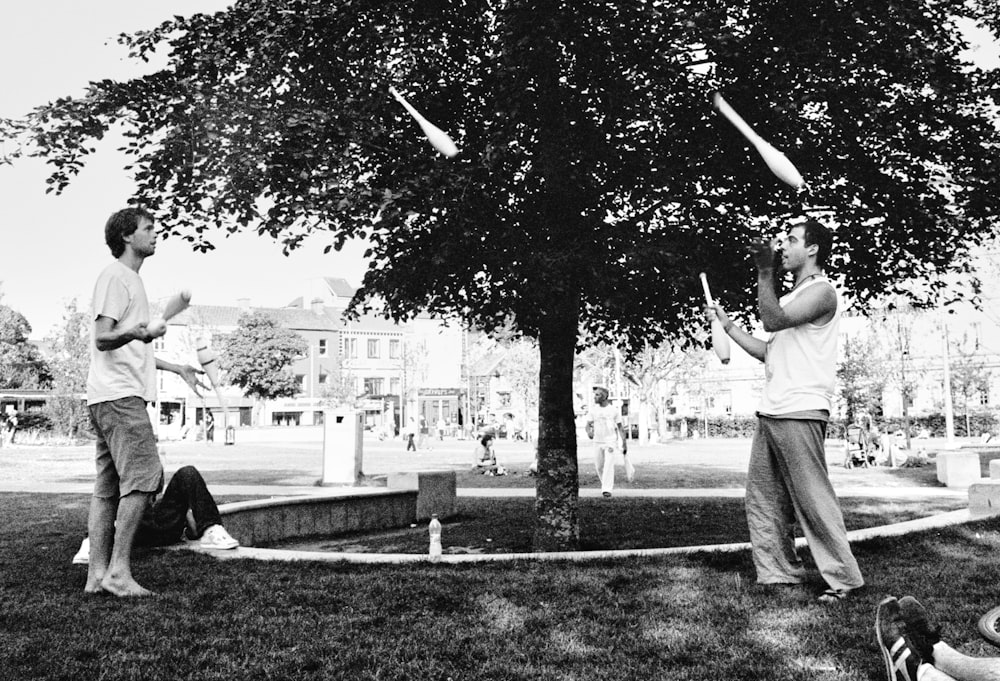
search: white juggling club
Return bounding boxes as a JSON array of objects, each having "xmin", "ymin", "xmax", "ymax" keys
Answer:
[
  {"xmin": 389, "ymin": 86, "xmax": 459, "ymax": 158},
  {"xmin": 195, "ymin": 343, "xmax": 221, "ymax": 389},
  {"xmin": 712, "ymin": 92, "xmax": 805, "ymax": 190},
  {"xmin": 700, "ymin": 272, "xmax": 731, "ymax": 365},
  {"xmin": 147, "ymin": 289, "xmax": 192, "ymax": 336}
]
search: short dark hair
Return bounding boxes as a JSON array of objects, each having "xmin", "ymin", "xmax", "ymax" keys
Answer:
[
  {"xmin": 799, "ymin": 219, "xmax": 833, "ymax": 268},
  {"xmin": 105, "ymin": 207, "xmax": 153, "ymax": 258}
]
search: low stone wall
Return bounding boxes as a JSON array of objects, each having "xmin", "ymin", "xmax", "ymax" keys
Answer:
[
  {"xmin": 218, "ymin": 470, "xmax": 457, "ymax": 546},
  {"xmin": 386, "ymin": 470, "xmax": 457, "ymax": 521},
  {"xmin": 220, "ymin": 490, "xmax": 417, "ymax": 546}
]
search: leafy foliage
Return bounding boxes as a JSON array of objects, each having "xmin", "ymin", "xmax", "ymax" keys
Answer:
[
  {"xmin": 837, "ymin": 328, "xmax": 889, "ymax": 424},
  {"xmin": 42, "ymin": 301, "xmax": 91, "ymax": 438},
  {"xmin": 0, "ymin": 305, "xmax": 51, "ymax": 390},
  {"xmin": 217, "ymin": 311, "xmax": 308, "ymax": 404}
]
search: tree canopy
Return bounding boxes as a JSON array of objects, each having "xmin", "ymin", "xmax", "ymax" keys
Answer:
[
  {"xmin": 4, "ymin": 0, "xmax": 998, "ymax": 549},
  {"xmin": 0, "ymin": 305, "xmax": 51, "ymax": 390},
  {"xmin": 217, "ymin": 311, "xmax": 308, "ymax": 417},
  {"xmin": 43, "ymin": 301, "xmax": 91, "ymax": 438}
]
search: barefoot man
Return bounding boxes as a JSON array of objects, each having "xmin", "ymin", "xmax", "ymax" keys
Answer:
[{"xmin": 85, "ymin": 208, "xmax": 205, "ymax": 597}]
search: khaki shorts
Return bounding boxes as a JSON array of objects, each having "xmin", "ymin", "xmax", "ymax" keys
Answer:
[{"xmin": 89, "ymin": 397, "xmax": 163, "ymax": 498}]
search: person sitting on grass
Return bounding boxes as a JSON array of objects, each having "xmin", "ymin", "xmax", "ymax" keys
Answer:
[
  {"xmin": 473, "ymin": 432, "xmax": 505, "ymax": 475},
  {"xmin": 73, "ymin": 465, "xmax": 238, "ymax": 565},
  {"xmin": 876, "ymin": 595, "xmax": 1000, "ymax": 681}
]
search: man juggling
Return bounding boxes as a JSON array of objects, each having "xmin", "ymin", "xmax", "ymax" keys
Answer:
[{"xmin": 705, "ymin": 218, "xmax": 864, "ymax": 604}]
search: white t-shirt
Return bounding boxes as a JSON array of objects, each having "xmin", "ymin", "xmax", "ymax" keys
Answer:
[
  {"xmin": 86, "ymin": 261, "xmax": 157, "ymax": 405},
  {"xmin": 588, "ymin": 403, "xmax": 622, "ymax": 447},
  {"xmin": 758, "ymin": 276, "xmax": 840, "ymax": 416}
]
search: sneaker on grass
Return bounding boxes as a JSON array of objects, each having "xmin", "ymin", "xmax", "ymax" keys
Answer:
[
  {"xmin": 72, "ymin": 537, "xmax": 90, "ymax": 565},
  {"xmin": 197, "ymin": 525, "xmax": 239, "ymax": 550},
  {"xmin": 876, "ymin": 596, "xmax": 924, "ymax": 681}
]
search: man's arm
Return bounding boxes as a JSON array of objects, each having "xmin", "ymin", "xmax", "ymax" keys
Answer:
[
  {"xmin": 156, "ymin": 358, "xmax": 208, "ymax": 397},
  {"xmin": 757, "ymin": 270, "xmax": 837, "ymax": 332},
  {"xmin": 93, "ymin": 315, "xmax": 156, "ymax": 351},
  {"xmin": 706, "ymin": 305, "xmax": 767, "ymax": 362},
  {"xmin": 750, "ymin": 238, "xmax": 836, "ymax": 332}
]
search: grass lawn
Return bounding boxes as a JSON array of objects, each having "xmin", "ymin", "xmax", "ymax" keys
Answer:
[{"xmin": 4, "ymin": 491, "xmax": 1000, "ymax": 681}]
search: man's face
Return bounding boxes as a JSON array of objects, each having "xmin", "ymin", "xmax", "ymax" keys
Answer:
[
  {"xmin": 593, "ymin": 388, "xmax": 609, "ymax": 405},
  {"xmin": 125, "ymin": 217, "xmax": 157, "ymax": 257},
  {"xmin": 777, "ymin": 225, "xmax": 813, "ymax": 272}
]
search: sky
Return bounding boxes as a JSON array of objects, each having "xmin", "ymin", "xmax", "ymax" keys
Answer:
[
  {"xmin": 0, "ymin": 2, "xmax": 370, "ymax": 339},
  {"xmin": 0, "ymin": 4, "xmax": 997, "ymax": 339}
]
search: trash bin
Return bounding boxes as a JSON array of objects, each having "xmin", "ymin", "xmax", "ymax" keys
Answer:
[
  {"xmin": 321, "ymin": 409, "xmax": 363, "ymax": 485},
  {"xmin": 225, "ymin": 425, "xmax": 236, "ymax": 446}
]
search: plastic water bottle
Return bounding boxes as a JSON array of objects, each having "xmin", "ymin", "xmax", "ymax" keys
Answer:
[{"xmin": 428, "ymin": 514, "xmax": 442, "ymax": 562}]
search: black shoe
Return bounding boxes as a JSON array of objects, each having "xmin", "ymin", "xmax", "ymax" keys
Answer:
[
  {"xmin": 602, "ymin": 491, "xmax": 612, "ymax": 498},
  {"xmin": 875, "ymin": 597, "xmax": 923, "ymax": 681},
  {"xmin": 898, "ymin": 596, "xmax": 941, "ymax": 665}
]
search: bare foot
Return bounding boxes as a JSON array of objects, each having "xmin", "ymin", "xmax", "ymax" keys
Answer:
[
  {"xmin": 84, "ymin": 579, "xmax": 106, "ymax": 594},
  {"xmin": 100, "ymin": 576, "xmax": 155, "ymax": 598}
]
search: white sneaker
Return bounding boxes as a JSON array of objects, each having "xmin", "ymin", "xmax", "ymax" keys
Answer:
[
  {"xmin": 197, "ymin": 525, "xmax": 239, "ymax": 550},
  {"xmin": 72, "ymin": 538, "xmax": 90, "ymax": 565}
]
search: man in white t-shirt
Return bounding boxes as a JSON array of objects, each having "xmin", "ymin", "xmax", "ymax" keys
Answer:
[
  {"xmin": 85, "ymin": 208, "xmax": 206, "ymax": 597},
  {"xmin": 585, "ymin": 386, "xmax": 629, "ymax": 498},
  {"xmin": 706, "ymin": 218, "xmax": 863, "ymax": 604}
]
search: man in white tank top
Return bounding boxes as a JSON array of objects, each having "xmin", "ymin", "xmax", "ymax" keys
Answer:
[{"xmin": 706, "ymin": 219, "xmax": 863, "ymax": 603}]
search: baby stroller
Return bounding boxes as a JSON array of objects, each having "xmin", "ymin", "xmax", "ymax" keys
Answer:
[{"xmin": 844, "ymin": 424, "xmax": 876, "ymax": 469}]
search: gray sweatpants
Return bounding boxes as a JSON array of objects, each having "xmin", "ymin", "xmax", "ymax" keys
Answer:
[{"xmin": 746, "ymin": 416, "xmax": 864, "ymax": 591}]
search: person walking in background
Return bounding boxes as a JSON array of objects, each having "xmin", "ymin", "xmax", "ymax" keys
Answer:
[
  {"xmin": 204, "ymin": 410, "xmax": 215, "ymax": 443},
  {"xmin": 706, "ymin": 218, "xmax": 863, "ymax": 603},
  {"xmin": 876, "ymin": 595, "xmax": 1000, "ymax": 681},
  {"xmin": 2, "ymin": 412, "xmax": 17, "ymax": 447},
  {"xmin": 405, "ymin": 417, "xmax": 417, "ymax": 452},
  {"xmin": 73, "ymin": 464, "xmax": 238, "ymax": 565},
  {"xmin": 85, "ymin": 207, "xmax": 207, "ymax": 597},
  {"xmin": 585, "ymin": 385, "xmax": 629, "ymax": 498}
]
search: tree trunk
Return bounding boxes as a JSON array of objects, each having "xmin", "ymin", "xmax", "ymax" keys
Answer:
[{"xmin": 533, "ymin": 293, "xmax": 581, "ymax": 552}]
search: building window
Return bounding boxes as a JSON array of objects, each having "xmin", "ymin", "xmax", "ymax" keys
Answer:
[
  {"xmin": 390, "ymin": 377, "xmax": 400, "ymax": 395},
  {"xmin": 295, "ymin": 374, "xmax": 305, "ymax": 391},
  {"xmin": 389, "ymin": 339, "xmax": 400, "ymax": 359},
  {"xmin": 364, "ymin": 377, "xmax": 384, "ymax": 395},
  {"xmin": 319, "ymin": 339, "xmax": 328, "ymax": 356},
  {"xmin": 368, "ymin": 339, "xmax": 380, "ymax": 358},
  {"xmin": 344, "ymin": 338, "xmax": 357, "ymax": 359},
  {"xmin": 318, "ymin": 373, "xmax": 328, "ymax": 386}
]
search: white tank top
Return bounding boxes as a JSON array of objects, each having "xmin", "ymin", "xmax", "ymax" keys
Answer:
[{"xmin": 758, "ymin": 276, "xmax": 840, "ymax": 416}]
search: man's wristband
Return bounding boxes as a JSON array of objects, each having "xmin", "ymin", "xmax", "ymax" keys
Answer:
[{"xmin": 723, "ymin": 321, "xmax": 734, "ymax": 335}]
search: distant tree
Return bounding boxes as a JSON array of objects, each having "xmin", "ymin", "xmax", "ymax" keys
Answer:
[
  {"xmin": 876, "ymin": 306, "xmax": 922, "ymax": 448},
  {"xmin": 498, "ymin": 338, "xmax": 541, "ymax": 432},
  {"xmin": 837, "ymin": 329, "xmax": 888, "ymax": 425},
  {"xmin": 320, "ymin": 364, "xmax": 359, "ymax": 408},
  {"xmin": 625, "ymin": 341, "xmax": 708, "ymax": 443},
  {"xmin": 42, "ymin": 301, "xmax": 91, "ymax": 438},
  {"xmin": 950, "ymin": 342, "xmax": 991, "ymax": 437},
  {"xmin": 397, "ymin": 337, "xmax": 429, "ymax": 428},
  {"xmin": 217, "ymin": 311, "xmax": 307, "ymax": 425},
  {"xmin": 0, "ymin": 305, "xmax": 51, "ymax": 390}
]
